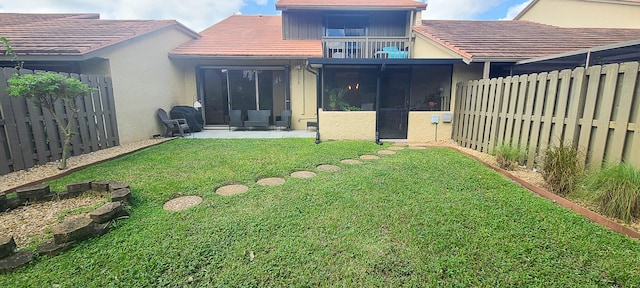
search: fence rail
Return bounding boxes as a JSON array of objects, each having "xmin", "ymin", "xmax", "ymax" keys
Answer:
[
  {"xmin": 0, "ymin": 68, "xmax": 119, "ymax": 175},
  {"xmin": 453, "ymin": 61, "xmax": 640, "ymax": 169}
]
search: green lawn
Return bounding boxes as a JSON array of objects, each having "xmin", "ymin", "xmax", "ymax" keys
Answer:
[{"xmin": 2, "ymin": 138, "xmax": 640, "ymax": 286}]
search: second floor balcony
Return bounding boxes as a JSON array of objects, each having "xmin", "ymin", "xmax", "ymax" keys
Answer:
[{"xmin": 322, "ymin": 37, "xmax": 411, "ymax": 59}]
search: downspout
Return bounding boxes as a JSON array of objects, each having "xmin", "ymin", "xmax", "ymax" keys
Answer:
[
  {"xmin": 306, "ymin": 61, "xmax": 321, "ymax": 144},
  {"xmin": 375, "ymin": 64, "xmax": 386, "ymax": 145}
]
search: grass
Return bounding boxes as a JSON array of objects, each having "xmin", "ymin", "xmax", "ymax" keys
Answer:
[
  {"xmin": 585, "ymin": 163, "xmax": 640, "ymax": 223},
  {"xmin": 2, "ymin": 138, "xmax": 640, "ymax": 286}
]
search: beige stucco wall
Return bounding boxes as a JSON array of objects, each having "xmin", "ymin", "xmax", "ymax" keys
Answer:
[
  {"xmin": 319, "ymin": 109, "xmax": 376, "ymax": 141},
  {"xmin": 517, "ymin": 0, "xmax": 640, "ymax": 28},
  {"xmin": 407, "ymin": 111, "xmax": 453, "ymax": 143},
  {"xmin": 412, "ymin": 35, "xmax": 462, "ymax": 59},
  {"xmin": 92, "ymin": 28, "xmax": 196, "ymax": 144},
  {"xmin": 451, "ymin": 63, "xmax": 483, "ymax": 113}
]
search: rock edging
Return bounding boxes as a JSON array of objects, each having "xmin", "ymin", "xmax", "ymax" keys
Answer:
[{"xmin": 0, "ymin": 180, "xmax": 132, "ymax": 273}]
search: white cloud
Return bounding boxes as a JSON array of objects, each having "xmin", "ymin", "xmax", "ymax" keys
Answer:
[
  {"xmin": 501, "ymin": 0, "xmax": 533, "ymax": 20},
  {"xmin": 0, "ymin": 0, "xmax": 247, "ymax": 32},
  {"xmin": 422, "ymin": 0, "xmax": 502, "ymax": 19}
]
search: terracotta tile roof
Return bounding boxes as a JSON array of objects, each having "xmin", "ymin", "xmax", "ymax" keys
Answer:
[
  {"xmin": 0, "ymin": 13, "xmax": 198, "ymax": 57},
  {"xmin": 414, "ymin": 20, "xmax": 640, "ymax": 61},
  {"xmin": 170, "ymin": 15, "xmax": 322, "ymax": 59},
  {"xmin": 276, "ymin": 0, "xmax": 427, "ymax": 10}
]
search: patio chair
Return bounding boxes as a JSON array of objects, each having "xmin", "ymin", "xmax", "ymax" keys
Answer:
[
  {"xmin": 275, "ymin": 110, "xmax": 292, "ymax": 131},
  {"xmin": 374, "ymin": 46, "xmax": 408, "ymax": 59},
  {"xmin": 244, "ymin": 110, "xmax": 271, "ymax": 129},
  {"xmin": 157, "ymin": 108, "xmax": 190, "ymax": 137},
  {"xmin": 229, "ymin": 110, "xmax": 244, "ymax": 131}
]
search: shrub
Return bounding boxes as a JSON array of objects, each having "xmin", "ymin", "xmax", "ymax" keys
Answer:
[
  {"xmin": 541, "ymin": 142, "xmax": 584, "ymax": 196},
  {"xmin": 493, "ymin": 143, "xmax": 523, "ymax": 170},
  {"xmin": 585, "ymin": 163, "xmax": 640, "ymax": 223}
]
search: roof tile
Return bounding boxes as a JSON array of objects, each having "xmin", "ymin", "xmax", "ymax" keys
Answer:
[
  {"xmin": 414, "ymin": 20, "xmax": 640, "ymax": 60},
  {"xmin": 170, "ymin": 15, "xmax": 321, "ymax": 58},
  {"xmin": 0, "ymin": 13, "xmax": 196, "ymax": 57}
]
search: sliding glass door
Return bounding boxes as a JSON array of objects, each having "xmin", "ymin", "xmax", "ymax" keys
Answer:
[{"xmin": 200, "ymin": 68, "xmax": 286, "ymax": 126}]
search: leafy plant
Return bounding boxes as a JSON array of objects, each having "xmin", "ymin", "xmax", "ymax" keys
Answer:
[
  {"xmin": 7, "ymin": 72, "xmax": 92, "ymax": 170},
  {"xmin": 585, "ymin": 163, "xmax": 640, "ymax": 223},
  {"xmin": 326, "ymin": 87, "xmax": 348, "ymax": 110},
  {"xmin": 541, "ymin": 141, "xmax": 584, "ymax": 196},
  {"xmin": 1, "ymin": 36, "xmax": 23, "ymax": 70},
  {"xmin": 493, "ymin": 143, "xmax": 523, "ymax": 170}
]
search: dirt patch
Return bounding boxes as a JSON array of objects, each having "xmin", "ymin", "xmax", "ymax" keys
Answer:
[
  {"xmin": 216, "ymin": 185, "xmax": 249, "ymax": 196},
  {"xmin": 360, "ymin": 155, "xmax": 380, "ymax": 160},
  {"xmin": 257, "ymin": 178, "xmax": 286, "ymax": 186},
  {"xmin": 163, "ymin": 196, "xmax": 203, "ymax": 211},
  {"xmin": 341, "ymin": 159, "xmax": 362, "ymax": 165},
  {"xmin": 387, "ymin": 146, "xmax": 405, "ymax": 151},
  {"xmin": 291, "ymin": 171, "xmax": 317, "ymax": 179}
]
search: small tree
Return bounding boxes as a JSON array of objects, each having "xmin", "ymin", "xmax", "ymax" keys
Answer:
[{"xmin": 7, "ymin": 72, "xmax": 92, "ymax": 170}]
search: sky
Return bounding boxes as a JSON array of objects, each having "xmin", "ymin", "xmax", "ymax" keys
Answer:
[{"xmin": 0, "ymin": 0, "xmax": 533, "ymax": 32}]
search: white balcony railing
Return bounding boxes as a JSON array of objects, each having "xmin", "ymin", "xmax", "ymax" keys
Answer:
[{"xmin": 322, "ymin": 37, "xmax": 411, "ymax": 59}]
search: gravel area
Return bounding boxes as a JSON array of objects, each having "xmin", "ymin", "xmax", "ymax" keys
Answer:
[{"xmin": 0, "ymin": 138, "xmax": 170, "ymax": 248}]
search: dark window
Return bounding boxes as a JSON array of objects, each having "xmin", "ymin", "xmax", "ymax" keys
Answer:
[{"xmin": 325, "ymin": 15, "xmax": 368, "ymax": 37}]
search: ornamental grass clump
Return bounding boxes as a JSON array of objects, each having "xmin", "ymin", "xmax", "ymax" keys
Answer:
[
  {"xmin": 493, "ymin": 143, "xmax": 524, "ymax": 171},
  {"xmin": 585, "ymin": 163, "xmax": 640, "ymax": 223},
  {"xmin": 541, "ymin": 141, "xmax": 584, "ymax": 196}
]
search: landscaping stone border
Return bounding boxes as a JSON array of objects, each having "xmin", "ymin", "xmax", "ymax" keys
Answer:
[{"xmin": 0, "ymin": 180, "xmax": 132, "ymax": 273}]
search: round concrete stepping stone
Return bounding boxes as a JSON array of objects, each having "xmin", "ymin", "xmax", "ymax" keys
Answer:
[
  {"xmin": 408, "ymin": 146, "xmax": 427, "ymax": 150},
  {"xmin": 216, "ymin": 185, "xmax": 249, "ymax": 196},
  {"xmin": 360, "ymin": 154, "xmax": 380, "ymax": 160},
  {"xmin": 378, "ymin": 150, "xmax": 397, "ymax": 155},
  {"xmin": 257, "ymin": 177, "xmax": 286, "ymax": 186},
  {"xmin": 291, "ymin": 171, "xmax": 317, "ymax": 179},
  {"xmin": 317, "ymin": 164, "xmax": 341, "ymax": 172},
  {"xmin": 341, "ymin": 159, "xmax": 362, "ymax": 165},
  {"xmin": 387, "ymin": 146, "xmax": 405, "ymax": 151},
  {"xmin": 163, "ymin": 195, "xmax": 203, "ymax": 211}
]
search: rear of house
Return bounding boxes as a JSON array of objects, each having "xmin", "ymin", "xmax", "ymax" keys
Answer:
[{"xmin": 170, "ymin": 0, "xmax": 640, "ymax": 143}]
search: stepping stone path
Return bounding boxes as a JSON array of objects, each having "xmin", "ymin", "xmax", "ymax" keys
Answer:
[
  {"xmin": 360, "ymin": 155, "xmax": 380, "ymax": 160},
  {"xmin": 387, "ymin": 146, "xmax": 405, "ymax": 151},
  {"xmin": 291, "ymin": 171, "xmax": 317, "ymax": 179},
  {"xmin": 317, "ymin": 164, "xmax": 341, "ymax": 172},
  {"xmin": 163, "ymin": 196, "xmax": 204, "ymax": 211},
  {"xmin": 341, "ymin": 159, "xmax": 362, "ymax": 165},
  {"xmin": 216, "ymin": 185, "xmax": 249, "ymax": 196},
  {"xmin": 409, "ymin": 146, "xmax": 427, "ymax": 150},
  {"xmin": 378, "ymin": 150, "xmax": 397, "ymax": 155},
  {"xmin": 257, "ymin": 177, "xmax": 286, "ymax": 186}
]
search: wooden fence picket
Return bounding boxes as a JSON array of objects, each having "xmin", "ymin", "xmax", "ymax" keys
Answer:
[
  {"xmin": 452, "ymin": 61, "xmax": 640, "ymax": 170},
  {"xmin": 0, "ymin": 68, "xmax": 119, "ymax": 175},
  {"xmin": 613, "ymin": 62, "xmax": 639, "ymax": 165}
]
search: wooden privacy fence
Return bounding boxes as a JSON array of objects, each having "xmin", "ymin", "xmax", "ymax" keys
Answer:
[
  {"xmin": 0, "ymin": 68, "xmax": 119, "ymax": 175},
  {"xmin": 453, "ymin": 61, "xmax": 640, "ymax": 169}
]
